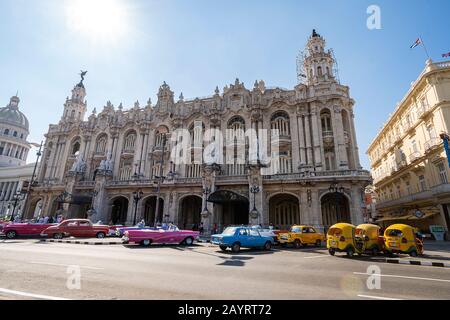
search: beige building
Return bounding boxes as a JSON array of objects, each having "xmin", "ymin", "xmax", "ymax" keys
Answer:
[
  {"xmin": 25, "ymin": 30, "xmax": 370, "ymax": 233},
  {"xmin": 367, "ymin": 59, "xmax": 450, "ymax": 235}
]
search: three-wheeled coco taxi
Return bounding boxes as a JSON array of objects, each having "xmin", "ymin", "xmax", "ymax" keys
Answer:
[
  {"xmin": 383, "ymin": 224, "xmax": 424, "ymax": 257},
  {"xmin": 354, "ymin": 224, "xmax": 385, "ymax": 256},
  {"xmin": 327, "ymin": 223, "xmax": 358, "ymax": 257}
]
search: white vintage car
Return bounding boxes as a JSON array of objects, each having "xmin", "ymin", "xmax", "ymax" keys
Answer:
[{"xmin": 251, "ymin": 225, "xmax": 278, "ymax": 243}]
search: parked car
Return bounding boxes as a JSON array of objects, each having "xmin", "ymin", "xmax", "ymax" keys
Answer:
[
  {"xmin": 122, "ymin": 225, "xmax": 199, "ymax": 246},
  {"xmin": 211, "ymin": 226, "xmax": 274, "ymax": 253},
  {"xmin": 1, "ymin": 223, "xmax": 56, "ymax": 239},
  {"xmin": 383, "ymin": 224, "xmax": 424, "ymax": 257},
  {"xmin": 41, "ymin": 219, "xmax": 110, "ymax": 239},
  {"xmin": 115, "ymin": 225, "xmax": 156, "ymax": 237},
  {"xmin": 278, "ymin": 225, "xmax": 325, "ymax": 248}
]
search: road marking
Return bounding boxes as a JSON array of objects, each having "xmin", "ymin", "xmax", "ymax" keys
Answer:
[
  {"xmin": 0, "ymin": 288, "xmax": 70, "ymax": 300},
  {"xmin": 354, "ymin": 272, "xmax": 450, "ymax": 283},
  {"xmin": 30, "ymin": 261, "xmax": 104, "ymax": 270},
  {"xmin": 357, "ymin": 294, "xmax": 402, "ymax": 300}
]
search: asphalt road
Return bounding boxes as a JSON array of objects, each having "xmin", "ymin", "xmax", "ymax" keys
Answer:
[{"xmin": 0, "ymin": 239, "xmax": 449, "ymax": 300}]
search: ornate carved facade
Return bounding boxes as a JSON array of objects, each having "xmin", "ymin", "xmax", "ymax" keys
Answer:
[{"xmin": 26, "ymin": 31, "xmax": 370, "ymax": 233}]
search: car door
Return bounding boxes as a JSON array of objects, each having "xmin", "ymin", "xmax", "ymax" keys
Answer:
[
  {"xmin": 308, "ymin": 227, "xmax": 319, "ymax": 243},
  {"xmin": 249, "ymin": 228, "xmax": 264, "ymax": 246},
  {"xmin": 237, "ymin": 228, "xmax": 250, "ymax": 247},
  {"xmin": 302, "ymin": 227, "xmax": 312, "ymax": 244},
  {"xmin": 78, "ymin": 220, "xmax": 93, "ymax": 237},
  {"xmin": 64, "ymin": 221, "xmax": 79, "ymax": 237}
]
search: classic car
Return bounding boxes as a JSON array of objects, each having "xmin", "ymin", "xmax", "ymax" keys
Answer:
[
  {"xmin": 115, "ymin": 225, "xmax": 156, "ymax": 237},
  {"xmin": 122, "ymin": 225, "xmax": 200, "ymax": 246},
  {"xmin": 250, "ymin": 225, "xmax": 278, "ymax": 243},
  {"xmin": 41, "ymin": 219, "xmax": 110, "ymax": 239},
  {"xmin": 1, "ymin": 223, "xmax": 56, "ymax": 239},
  {"xmin": 278, "ymin": 225, "xmax": 325, "ymax": 248},
  {"xmin": 211, "ymin": 226, "xmax": 274, "ymax": 253}
]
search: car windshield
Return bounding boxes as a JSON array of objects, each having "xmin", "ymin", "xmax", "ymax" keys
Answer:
[
  {"xmin": 222, "ymin": 227, "xmax": 237, "ymax": 235},
  {"xmin": 291, "ymin": 227, "xmax": 301, "ymax": 233},
  {"xmin": 328, "ymin": 228, "xmax": 342, "ymax": 236},
  {"xmin": 386, "ymin": 229, "xmax": 403, "ymax": 237}
]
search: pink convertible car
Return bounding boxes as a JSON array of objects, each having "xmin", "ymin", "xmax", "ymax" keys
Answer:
[{"xmin": 122, "ymin": 225, "xmax": 200, "ymax": 246}]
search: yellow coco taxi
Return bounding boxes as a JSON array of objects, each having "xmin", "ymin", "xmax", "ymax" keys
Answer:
[
  {"xmin": 383, "ymin": 224, "xmax": 424, "ymax": 257},
  {"xmin": 354, "ymin": 224, "xmax": 384, "ymax": 256},
  {"xmin": 327, "ymin": 223, "xmax": 357, "ymax": 257},
  {"xmin": 278, "ymin": 225, "xmax": 325, "ymax": 248}
]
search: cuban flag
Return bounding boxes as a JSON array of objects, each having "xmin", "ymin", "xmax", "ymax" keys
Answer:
[
  {"xmin": 410, "ymin": 38, "xmax": 422, "ymax": 49},
  {"xmin": 442, "ymin": 52, "xmax": 450, "ymax": 58}
]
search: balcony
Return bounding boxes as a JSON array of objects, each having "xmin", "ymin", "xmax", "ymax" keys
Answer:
[
  {"xmin": 409, "ymin": 151, "xmax": 421, "ymax": 163},
  {"xmin": 424, "ymin": 138, "xmax": 441, "ymax": 153}
]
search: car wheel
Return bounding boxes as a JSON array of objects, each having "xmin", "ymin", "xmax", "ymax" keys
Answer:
[
  {"xmin": 346, "ymin": 248, "xmax": 354, "ymax": 258},
  {"xmin": 53, "ymin": 233, "xmax": 63, "ymax": 239},
  {"xmin": 315, "ymin": 239, "xmax": 322, "ymax": 247},
  {"xmin": 293, "ymin": 240, "xmax": 301, "ymax": 249},
  {"xmin": 231, "ymin": 242, "xmax": 240, "ymax": 253},
  {"xmin": 219, "ymin": 245, "xmax": 228, "ymax": 252},
  {"xmin": 264, "ymin": 241, "xmax": 272, "ymax": 251},
  {"xmin": 328, "ymin": 248, "xmax": 335, "ymax": 256},
  {"xmin": 6, "ymin": 231, "xmax": 17, "ymax": 239},
  {"xmin": 409, "ymin": 249, "xmax": 418, "ymax": 257},
  {"xmin": 184, "ymin": 237, "xmax": 194, "ymax": 246},
  {"xmin": 96, "ymin": 232, "xmax": 106, "ymax": 239},
  {"xmin": 141, "ymin": 239, "xmax": 151, "ymax": 247}
]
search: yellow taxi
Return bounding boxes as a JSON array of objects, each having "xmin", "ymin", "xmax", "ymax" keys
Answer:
[
  {"xmin": 278, "ymin": 225, "xmax": 325, "ymax": 249},
  {"xmin": 327, "ymin": 223, "xmax": 357, "ymax": 257},
  {"xmin": 383, "ymin": 224, "xmax": 424, "ymax": 257}
]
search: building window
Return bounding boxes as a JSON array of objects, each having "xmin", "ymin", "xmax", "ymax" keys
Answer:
[
  {"xmin": 396, "ymin": 185, "xmax": 402, "ymax": 198},
  {"xmin": 123, "ymin": 131, "xmax": 136, "ymax": 152},
  {"xmin": 419, "ymin": 175, "xmax": 427, "ymax": 192},
  {"xmin": 71, "ymin": 141, "xmax": 81, "ymax": 155},
  {"xmin": 406, "ymin": 181, "xmax": 411, "ymax": 195},
  {"xmin": 3, "ymin": 129, "xmax": 9, "ymax": 135},
  {"xmin": 95, "ymin": 135, "xmax": 108, "ymax": 154},
  {"xmin": 438, "ymin": 163, "xmax": 448, "ymax": 184}
]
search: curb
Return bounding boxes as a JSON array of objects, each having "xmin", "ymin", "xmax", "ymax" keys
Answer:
[
  {"xmin": 41, "ymin": 239, "xmax": 122, "ymax": 246},
  {"xmin": 386, "ymin": 258, "xmax": 450, "ymax": 268}
]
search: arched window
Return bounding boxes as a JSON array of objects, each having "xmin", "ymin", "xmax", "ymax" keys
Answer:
[
  {"xmin": 270, "ymin": 111, "xmax": 290, "ymax": 137},
  {"xmin": 119, "ymin": 162, "xmax": 133, "ymax": 181},
  {"xmin": 123, "ymin": 131, "xmax": 136, "ymax": 152},
  {"xmin": 3, "ymin": 129, "xmax": 9, "ymax": 135},
  {"xmin": 71, "ymin": 140, "xmax": 81, "ymax": 155},
  {"xmin": 13, "ymin": 131, "xmax": 18, "ymax": 137},
  {"xmin": 95, "ymin": 134, "xmax": 108, "ymax": 154},
  {"xmin": 155, "ymin": 126, "xmax": 169, "ymax": 148},
  {"xmin": 317, "ymin": 66, "xmax": 323, "ymax": 76},
  {"xmin": 226, "ymin": 116, "xmax": 246, "ymax": 175},
  {"xmin": 320, "ymin": 109, "xmax": 333, "ymax": 133}
]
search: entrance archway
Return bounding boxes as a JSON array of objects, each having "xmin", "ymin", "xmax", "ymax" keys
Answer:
[
  {"xmin": 28, "ymin": 198, "xmax": 43, "ymax": 219},
  {"xmin": 208, "ymin": 190, "xmax": 249, "ymax": 231},
  {"xmin": 179, "ymin": 195, "xmax": 202, "ymax": 230},
  {"xmin": 269, "ymin": 194, "xmax": 300, "ymax": 230},
  {"xmin": 321, "ymin": 192, "xmax": 351, "ymax": 227},
  {"xmin": 111, "ymin": 197, "xmax": 129, "ymax": 225},
  {"xmin": 143, "ymin": 196, "xmax": 164, "ymax": 226}
]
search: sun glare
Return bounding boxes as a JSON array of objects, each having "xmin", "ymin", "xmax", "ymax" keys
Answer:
[{"xmin": 66, "ymin": 0, "xmax": 129, "ymax": 43}]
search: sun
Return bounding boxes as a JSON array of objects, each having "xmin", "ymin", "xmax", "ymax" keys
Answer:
[{"xmin": 65, "ymin": 0, "xmax": 129, "ymax": 43}]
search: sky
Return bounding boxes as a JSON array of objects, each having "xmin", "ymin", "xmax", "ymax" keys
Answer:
[{"xmin": 1, "ymin": 0, "xmax": 449, "ymax": 169}]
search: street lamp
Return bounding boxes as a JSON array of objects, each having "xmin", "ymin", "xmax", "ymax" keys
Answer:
[
  {"xmin": 21, "ymin": 141, "xmax": 43, "ymax": 220},
  {"xmin": 250, "ymin": 185, "xmax": 260, "ymax": 219},
  {"xmin": 132, "ymin": 189, "xmax": 144, "ymax": 226},
  {"xmin": 328, "ymin": 180, "xmax": 345, "ymax": 223},
  {"xmin": 10, "ymin": 191, "xmax": 26, "ymax": 222},
  {"xmin": 202, "ymin": 187, "xmax": 211, "ymax": 217},
  {"xmin": 153, "ymin": 134, "xmax": 167, "ymax": 227}
]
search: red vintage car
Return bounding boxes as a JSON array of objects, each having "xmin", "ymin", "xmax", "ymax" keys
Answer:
[
  {"xmin": 41, "ymin": 219, "xmax": 110, "ymax": 239},
  {"xmin": 1, "ymin": 223, "xmax": 56, "ymax": 239},
  {"xmin": 122, "ymin": 225, "xmax": 200, "ymax": 246}
]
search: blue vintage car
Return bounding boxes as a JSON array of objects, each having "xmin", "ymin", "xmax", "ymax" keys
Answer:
[{"xmin": 211, "ymin": 226, "xmax": 274, "ymax": 253}]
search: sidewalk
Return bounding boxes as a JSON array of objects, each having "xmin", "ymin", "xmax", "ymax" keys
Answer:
[{"xmin": 40, "ymin": 237, "xmax": 123, "ymax": 245}]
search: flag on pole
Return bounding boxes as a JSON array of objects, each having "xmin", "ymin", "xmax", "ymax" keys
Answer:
[
  {"xmin": 443, "ymin": 52, "xmax": 450, "ymax": 58},
  {"xmin": 410, "ymin": 38, "xmax": 422, "ymax": 49}
]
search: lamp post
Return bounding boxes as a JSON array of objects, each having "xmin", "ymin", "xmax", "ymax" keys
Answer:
[
  {"xmin": 202, "ymin": 187, "xmax": 211, "ymax": 217},
  {"xmin": 329, "ymin": 180, "xmax": 345, "ymax": 223},
  {"xmin": 153, "ymin": 134, "xmax": 167, "ymax": 227},
  {"xmin": 21, "ymin": 141, "xmax": 43, "ymax": 220},
  {"xmin": 132, "ymin": 189, "xmax": 144, "ymax": 226},
  {"xmin": 10, "ymin": 191, "xmax": 26, "ymax": 222},
  {"xmin": 250, "ymin": 185, "xmax": 260, "ymax": 219}
]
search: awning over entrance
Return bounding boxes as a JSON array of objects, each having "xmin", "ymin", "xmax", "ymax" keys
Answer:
[{"xmin": 208, "ymin": 190, "xmax": 248, "ymax": 204}]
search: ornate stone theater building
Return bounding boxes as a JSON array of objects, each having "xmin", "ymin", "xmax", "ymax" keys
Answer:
[{"xmin": 25, "ymin": 31, "xmax": 370, "ymax": 233}]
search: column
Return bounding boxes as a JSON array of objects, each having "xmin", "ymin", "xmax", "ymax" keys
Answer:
[
  {"xmin": 141, "ymin": 132, "xmax": 149, "ymax": 177},
  {"xmin": 305, "ymin": 115, "xmax": 313, "ymax": 166},
  {"xmin": 290, "ymin": 115, "xmax": 301, "ymax": 172},
  {"xmin": 332, "ymin": 107, "xmax": 349, "ymax": 169},
  {"xmin": 311, "ymin": 109, "xmax": 322, "ymax": 169},
  {"xmin": 134, "ymin": 132, "xmax": 144, "ymax": 174},
  {"xmin": 297, "ymin": 116, "xmax": 306, "ymax": 167},
  {"xmin": 349, "ymin": 111, "xmax": 361, "ymax": 169},
  {"xmin": 350, "ymin": 186, "xmax": 364, "ymax": 225}
]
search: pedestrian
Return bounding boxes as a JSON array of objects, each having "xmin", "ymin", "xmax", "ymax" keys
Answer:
[
  {"xmin": 43, "ymin": 215, "xmax": 49, "ymax": 224},
  {"xmin": 199, "ymin": 222, "xmax": 204, "ymax": 235},
  {"xmin": 48, "ymin": 216, "xmax": 54, "ymax": 224}
]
